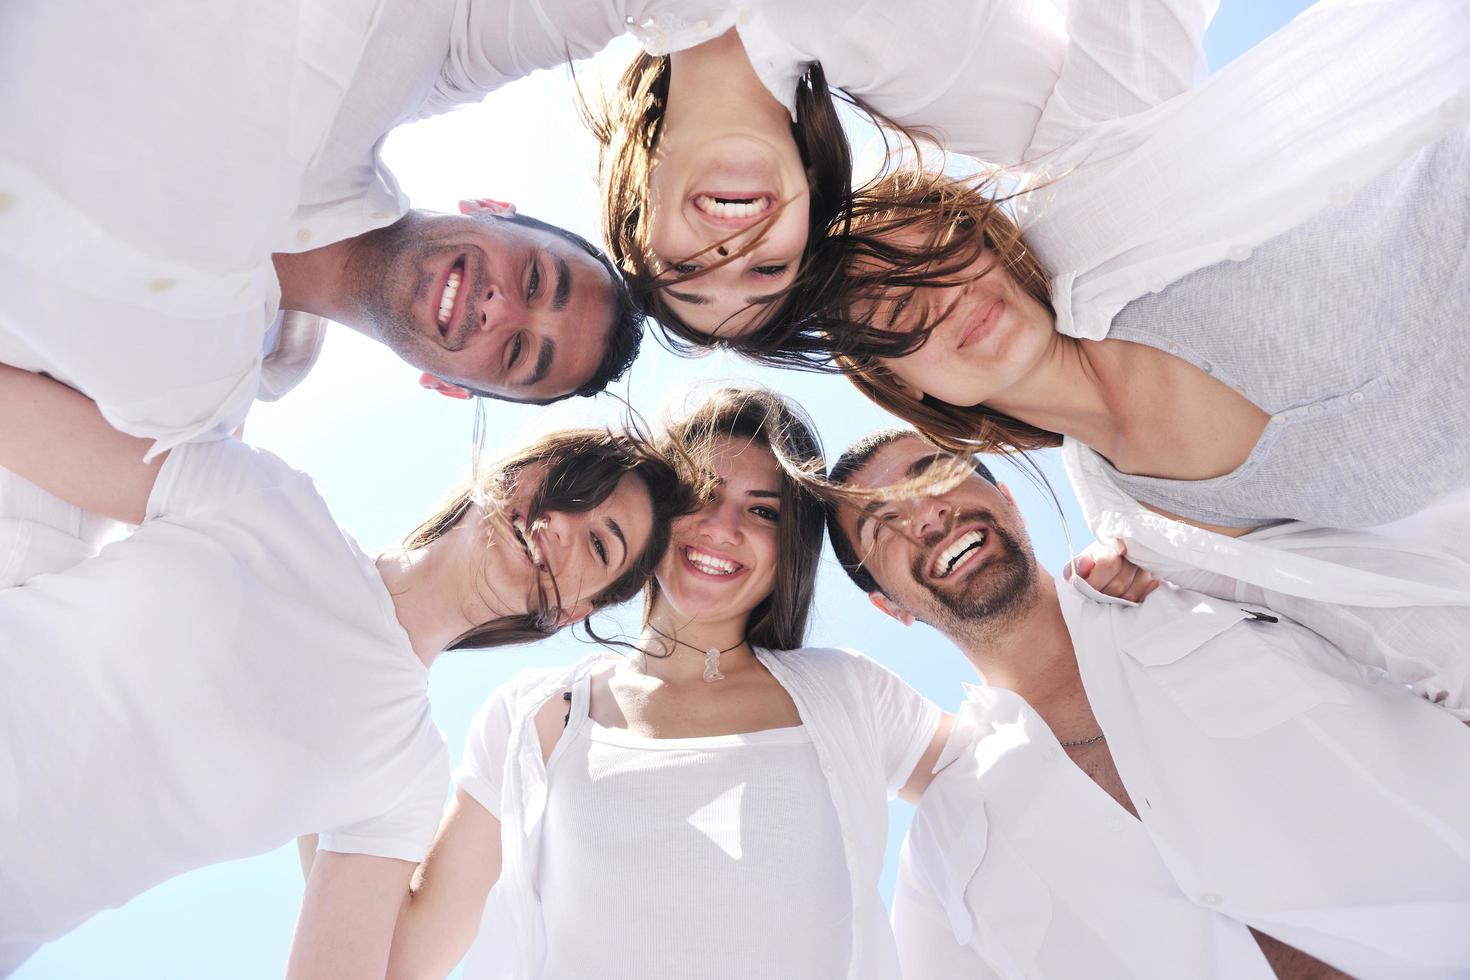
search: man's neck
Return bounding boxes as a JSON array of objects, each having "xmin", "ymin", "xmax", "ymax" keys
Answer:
[
  {"xmin": 950, "ymin": 580, "xmax": 1099, "ymax": 742},
  {"xmin": 271, "ymin": 239, "xmax": 358, "ymax": 322}
]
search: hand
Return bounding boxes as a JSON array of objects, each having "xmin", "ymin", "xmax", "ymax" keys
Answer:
[{"xmin": 1065, "ymin": 539, "xmax": 1161, "ymax": 604}]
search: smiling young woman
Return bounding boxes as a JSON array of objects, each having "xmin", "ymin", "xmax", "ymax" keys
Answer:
[
  {"xmin": 0, "ymin": 363, "xmax": 695, "ymax": 977},
  {"xmin": 378, "ymin": 387, "xmax": 956, "ymax": 980}
]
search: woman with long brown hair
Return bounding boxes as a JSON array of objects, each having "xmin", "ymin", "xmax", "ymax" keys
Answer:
[
  {"xmin": 377, "ymin": 386, "xmax": 959, "ymax": 979},
  {"xmin": 592, "ymin": 0, "xmax": 1464, "ymax": 369},
  {"xmin": 0, "ymin": 363, "xmax": 692, "ymax": 977}
]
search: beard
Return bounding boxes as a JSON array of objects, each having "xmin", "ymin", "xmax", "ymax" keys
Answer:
[{"xmin": 910, "ymin": 508, "xmax": 1037, "ymax": 630}]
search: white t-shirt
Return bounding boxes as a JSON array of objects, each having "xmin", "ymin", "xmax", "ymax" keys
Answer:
[
  {"xmin": 0, "ymin": 439, "xmax": 448, "ymax": 950},
  {"xmin": 455, "ymin": 649, "xmax": 940, "ymax": 979}
]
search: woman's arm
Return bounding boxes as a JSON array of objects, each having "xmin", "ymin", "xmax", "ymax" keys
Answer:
[
  {"xmin": 287, "ymin": 852, "xmax": 416, "ymax": 980},
  {"xmin": 0, "ymin": 363, "xmax": 165, "ymax": 524},
  {"xmin": 385, "ymin": 789, "xmax": 505, "ymax": 980}
]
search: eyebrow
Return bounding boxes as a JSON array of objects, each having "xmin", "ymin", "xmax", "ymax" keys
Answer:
[
  {"xmin": 552, "ymin": 254, "xmax": 572, "ymax": 312},
  {"xmin": 852, "ymin": 453, "xmax": 944, "ymax": 541},
  {"xmin": 528, "ymin": 338, "xmax": 556, "ymax": 387},
  {"xmin": 748, "ymin": 489, "xmax": 781, "ymax": 499},
  {"xmin": 665, "ymin": 291, "xmax": 783, "ymax": 307},
  {"xmin": 606, "ymin": 517, "xmax": 628, "ymax": 568}
]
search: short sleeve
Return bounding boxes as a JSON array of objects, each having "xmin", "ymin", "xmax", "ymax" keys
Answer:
[
  {"xmin": 144, "ymin": 439, "xmax": 305, "ymax": 524},
  {"xmin": 848, "ymin": 650, "xmax": 943, "ymax": 798},
  {"xmin": 318, "ymin": 740, "xmax": 451, "ymax": 863},
  {"xmin": 454, "ymin": 679, "xmax": 520, "ymax": 820}
]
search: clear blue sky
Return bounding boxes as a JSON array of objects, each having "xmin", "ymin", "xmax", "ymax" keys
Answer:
[{"xmin": 18, "ymin": 3, "xmax": 1314, "ymax": 976}]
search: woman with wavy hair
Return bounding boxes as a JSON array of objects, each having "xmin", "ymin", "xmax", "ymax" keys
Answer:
[
  {"xmin": 591, "ymin": 0, "xmax": 1464, "ymax": 366},
  {"xmin": 0, "ymin": 364, "xmax": 692, "ymax": 976},
  {"xmin": 376, "ymin": 387, "xmax": 968, "ymax": 979}
]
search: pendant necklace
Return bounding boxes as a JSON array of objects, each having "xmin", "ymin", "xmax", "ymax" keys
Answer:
[{"xmin": 647, "ymin": 624, "xmax": 745, "ymax": 683}]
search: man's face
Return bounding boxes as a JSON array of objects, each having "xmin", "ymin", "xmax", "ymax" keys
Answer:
[
  {"xmin": 345, "ymin": 210, "xmax": 616, "ymax": 401},
  {"xmin": 838, "ymin": 436, "xmax": 1039, "ymax": 633}
]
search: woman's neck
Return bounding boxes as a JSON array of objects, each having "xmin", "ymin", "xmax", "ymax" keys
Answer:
[
  {"xmin": 665, "ymin": 29, "xmax": 788, "ymax": 135},
  {"xmin": 375, "ymin": 520, "xmax": 507, "ymax": 668},
  {"xmin": 986, "ymin": 335, "xmax": 1133, "ymax": 457},
  {"xmin": 635, "ymin": 600, "xmax": 757, "ymax": 684}
]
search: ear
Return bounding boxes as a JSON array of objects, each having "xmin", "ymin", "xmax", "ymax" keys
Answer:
[
  {"xmin": 555, "ymin": 600, "xmax": 594, "ymax": 629},
  {"xmin": 459, "ymin": 198, "xmax": 516, "ymax": 216},
  {"xmin": 419, "ymin": 372, "xmax": 473, "ymax": 400},
  {"xmin": 868, "ymin": 591, "xmax": 916, "ymax": 626},
  {"xmin": 995, "ymin": 480, "xmax": 1024, "ymax": 527}
]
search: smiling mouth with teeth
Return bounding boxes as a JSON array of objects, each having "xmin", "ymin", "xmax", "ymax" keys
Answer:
[
  {"xmin": 510, "ymin": 516, "xmax": 547, "ymax": 571},
  {"xmin": 437, "ymin": 259, "xmax": 465, "ymax": 335},
  {"xmin": 683, "ymin": 546, "xmax": 744, "ymax": 577},
  {"xmin": 694, "ymin": 194, "xmax": 771, "ymax": 220},
  {"xmin": 931, "ymin": 528, "xmax": 988, "ymax": 579}
]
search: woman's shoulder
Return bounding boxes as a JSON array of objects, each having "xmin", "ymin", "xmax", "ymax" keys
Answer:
[{"xmin": 760, "ymin": 645, "xmax": 894, "ymax": 685}]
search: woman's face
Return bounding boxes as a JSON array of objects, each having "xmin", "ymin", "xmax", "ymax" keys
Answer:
[
  {"xmin": 875, "ymin": 247, "xmax": 1055, "ymax": 407},
  {"xmin": 656, "ymin": 435, "xmax": 783, "ymax": 626},
  {"xmin": 645, "ymin": 127, "xmax": 811, "ymax": 340},
  {"xmin": 493, "ymin": 468, "xmax": 656, "ymax": 621}
]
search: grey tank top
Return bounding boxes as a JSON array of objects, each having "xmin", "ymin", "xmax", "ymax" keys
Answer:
[{"xmin": 1101, "ymin": 124, "xmax": 1469, "ymax": 529}]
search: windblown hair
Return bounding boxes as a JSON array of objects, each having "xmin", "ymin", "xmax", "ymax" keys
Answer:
[
  {"xmin": 582, "ymin": 52, "xmax": 860, "ymax": 362},
  {"xmin": 827, "ymin": 167, "xmax": 1061, "ymax": 456},
  {"xmin": 649, "ymin": 387, "xmax": 828, "ymax": 651},
  {"xmin": 401, "ymin": 428, "xmax": 696, "ymax": 650}
]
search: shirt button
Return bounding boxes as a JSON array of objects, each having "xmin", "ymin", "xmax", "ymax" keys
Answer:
[
  {"xmin": 1149, "ymin": 277, "xmax": 1168, "ymax": 293},
  {"xmin": 1199, "ymin": 892, "xmax": 1223, "ymax": 907},
  {"xmin": 1309, "ymin": 404, "xmax": 1326, "ymax": 416},
  {"xmin": 1228, "ymin": 244, "xmax": 1251, "ymax": 261},
  {"xmin": 296, "ymin": 228, "xmax": 313, "ymax": 244},
  {"xmin": 1168, "ymin": 343, "xmax": 1181, "ymax": 355},
  {"xmin": 1200, "ymin": 361, "xmax": 1213, "ymax": 374},
  {"xmin": 1348, "ymin": 391, "xmax": 1365, "ymax": 403},
  {"xmin": 1327, "ymin": 181, "xmax": 1354, "ymax": 204},
  {"xmin": 0, "ymin": 190, "xmax": 13, "ymax": 213},
  {"xmin": 1271, "ymin": 414, "xmax": 1286, "ymax": 424},
  {"xmin": 147, "ymin": 277, "xmax": 176, "ymax": 293}
]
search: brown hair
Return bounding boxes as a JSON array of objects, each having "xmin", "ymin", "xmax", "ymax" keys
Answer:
[
  {"xmin": 648, "ymin": 387, "xmax": 827, "ymax": 651},
  {"xmin": 401, "ymin": 428, "xmax": 696, "ymax": 650},
  {"xmin": 830, "ymin": 167, "xmax": 1062, "ymax": 456},
  {"xmin": 582, "ymin": 51, "xmax": 861, "ymax": 363}
]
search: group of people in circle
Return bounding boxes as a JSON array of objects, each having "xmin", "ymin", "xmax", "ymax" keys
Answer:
[{"xmin": 2, "ymin": 0, "xmax": 1468, "ymax": 977}]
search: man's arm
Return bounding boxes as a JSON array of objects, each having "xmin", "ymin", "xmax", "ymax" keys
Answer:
[
  {"xmin": 287, "ymin": 851, "xmax": 415, "ymax": 980},
  {"xmin": 385, "ymin": 789, "xmax": 505, "ymax": 980},
  {"xmin": 0, "ymin": 363, "xmax": 164, "ymax": 524}
]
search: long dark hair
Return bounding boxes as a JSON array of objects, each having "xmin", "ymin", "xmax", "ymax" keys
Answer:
[
  {"xmin": 584, "ymin": 52, "xmax": 857, "ymax": 358},
  {"xmin": 401, "ymin": 428, "xmax": 696, "ymax": 650},
  {"xmin": 649, "ymin": 388, "xmax": 826, "ymax": 651}
]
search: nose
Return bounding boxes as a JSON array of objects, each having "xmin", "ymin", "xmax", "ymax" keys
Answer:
[
  {"xmin": 696, "ymin": 498, "xmax": 741, "ymax": 545},
  {"xmin": 907, "ymin": 495, "xmax": 950, "ymax": 541},
  {"xmin": 478, "ymin": 285, "xmax": 527, "ymax": 333}
]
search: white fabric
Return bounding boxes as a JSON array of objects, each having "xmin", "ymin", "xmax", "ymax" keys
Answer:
[
  {"xmin": 537, "ymin": 718, "xmax": 850, "ymax": 980},
  {"xmin": 0, "ymin": 439, "xmax": 447, "ymax": 955},
  {"xmin": 897, "ymin": 579, "xmax": 1470, "ymax": 979},
  {"xmin": 454, "ymin": 647, "xmax": 941, "ymax": 980},
  {"xmin": 1018, "ymin": 0, "xmax": 1470, "ymax": 339},
  {"xmin": 1064, "ymin": 439, "xmax": 1470, "ymax": 720},
  {"xmin": 895, "ymin": 685, "xmax": 1272, "ymax": 980},
  {"xmin": 0, "ymin": 0, "xmax": 710, "ymax": 585}
]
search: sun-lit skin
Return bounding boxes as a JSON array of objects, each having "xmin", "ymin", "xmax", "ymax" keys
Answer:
[
  {"xmin": 835, "ymin": 435, "xmax": 1041, "ymax": 639},
  {"xmin": 651, "ymin": 435, "xmax": 784, "ymax": 640},
  {"xmin": 645, "ymin": 29, "xmax": 811, "ymax": 339},
  {"xmin": 874, "ymin": 245, "xmax": 1058, "ymax": 409},
  {"xmin": 273, "ymin": 203, "xmax": 616, "ymax": 402}
]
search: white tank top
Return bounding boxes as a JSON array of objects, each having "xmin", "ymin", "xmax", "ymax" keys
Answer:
[{"xmin": 538, "ymin": 719, "xmax": 852, "ymax": 979}]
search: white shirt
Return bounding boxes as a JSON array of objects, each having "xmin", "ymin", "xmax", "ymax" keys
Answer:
[
  {"xmin": 0, "ymin": 439, "xmax": 447, "ymax": 951},
  {"xmin": 726, "ymin": 0, "xmax": 1468, "ymax": 342},
  {"xmin": 1065, "ymin": 439, "xmax": 1470, "ymax": 721},
  {"xmin": 0, "ymin": 0, "xmax": 726, "ymax": 586},
  {"xmin": 897, "ymin": 579, "xmax": 1470, "ymax": 979},
  {"xmin": 454, "ymin": 647, "xmax": 941, "ymax": 980},
  {"xmin": 537, "ymin": 717, "xmax": 850, "ymax": 980}
]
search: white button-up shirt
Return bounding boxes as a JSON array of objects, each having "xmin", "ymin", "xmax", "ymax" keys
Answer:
[
  {"xmin": 896, "ymin": 579, "xmax": 1470, "ymax": 979},
  {"xmin": 1065, "ymin": 438, "xmax": 1470, "ymax": 721}
]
